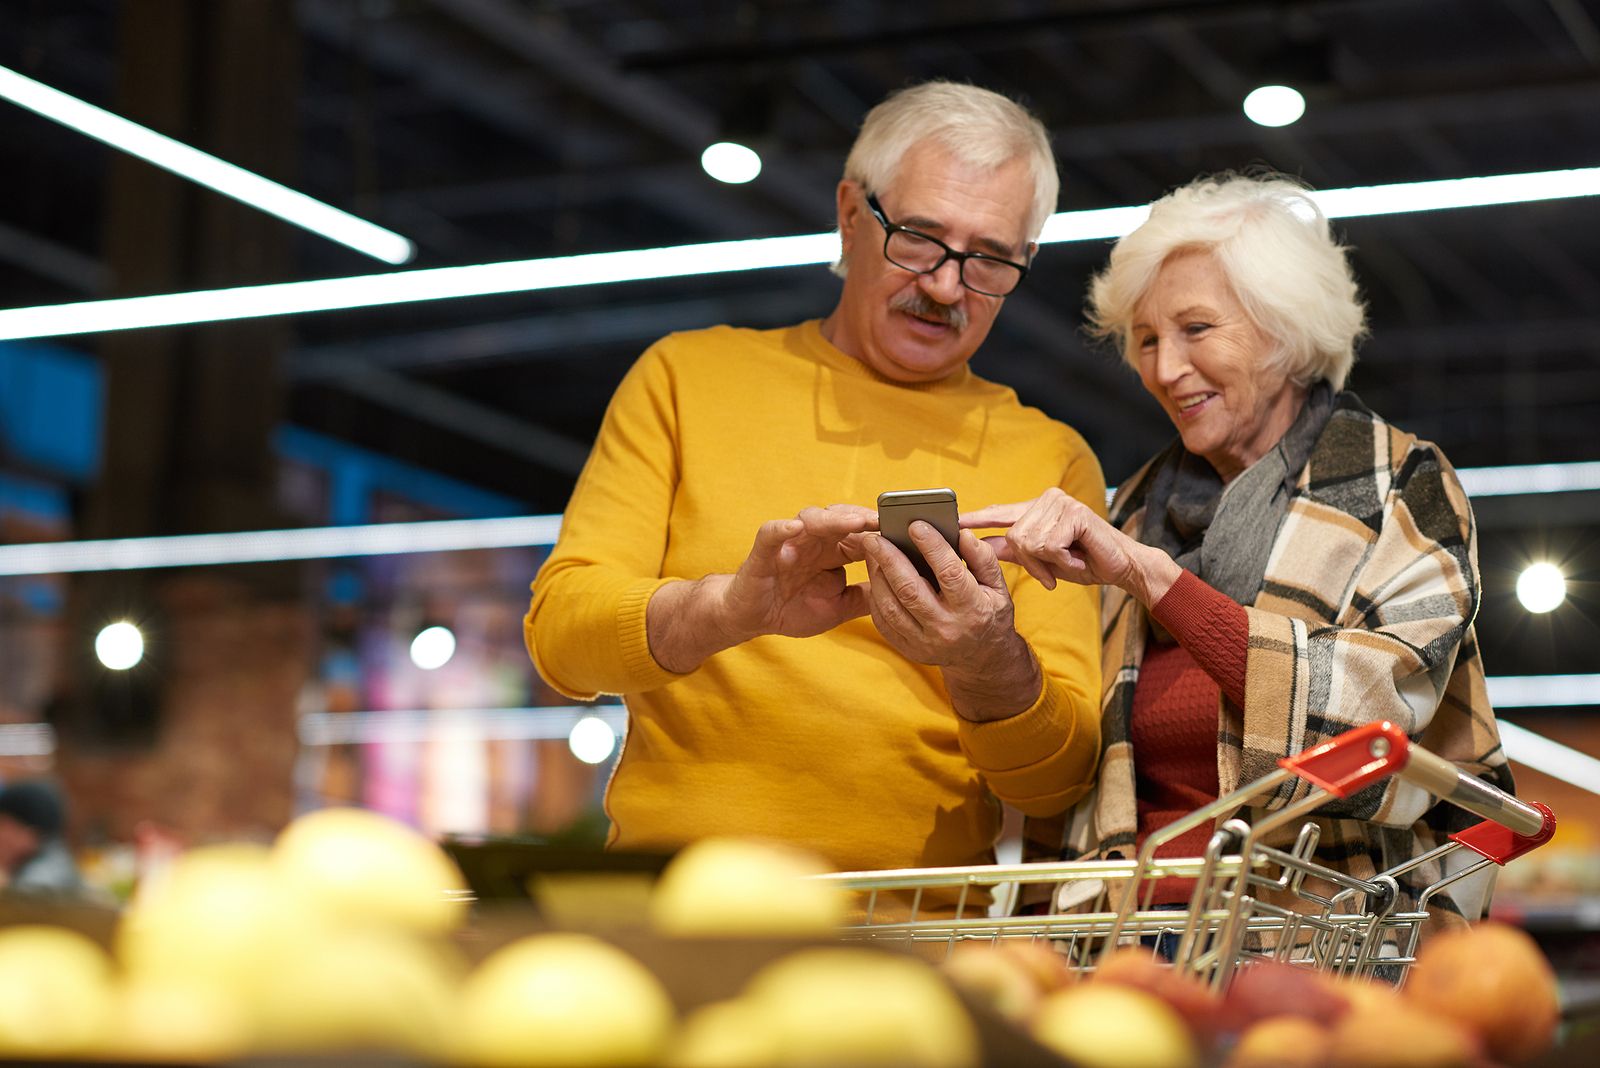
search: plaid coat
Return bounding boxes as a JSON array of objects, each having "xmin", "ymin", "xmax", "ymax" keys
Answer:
[{"xmin": 1028, "ymin": 393, "xmax": 1514, "ymax": 926}]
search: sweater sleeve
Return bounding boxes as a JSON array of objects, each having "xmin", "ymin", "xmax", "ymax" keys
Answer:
[
  {"xmin": 524, "ymin": 342, "xmax": 686, "ymax": 699},
  {"xmin": 1150, "ymin": 570, "xmax": 1249, "ymax": 706},
  {"xmin": 957, "ymin": 436, "xmax": 1106, "ymax": 818}
]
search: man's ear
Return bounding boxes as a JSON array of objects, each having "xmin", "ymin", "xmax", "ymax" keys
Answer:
[
  {"xmin": 1024, "ymin": 241, "xmax": 1038, "ymax": 265},
  {"xmin": 836, "ymin": 180, "xmax": 863, "ymax": 257}
]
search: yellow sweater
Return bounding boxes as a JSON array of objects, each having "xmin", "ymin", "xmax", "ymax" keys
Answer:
[{"xmin": 526, "ymin": 320, "xmax": 1104, "ymax": 881}]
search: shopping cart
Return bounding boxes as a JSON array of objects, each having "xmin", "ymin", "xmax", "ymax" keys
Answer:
[{"xmin": 817, "ymin": 721, "xmax": 1556, "ymax": 991}]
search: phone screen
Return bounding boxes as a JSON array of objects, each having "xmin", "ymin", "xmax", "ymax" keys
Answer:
[{"xmin": 877, "ymin": 488, "xmax": 960, "ymax": 585}]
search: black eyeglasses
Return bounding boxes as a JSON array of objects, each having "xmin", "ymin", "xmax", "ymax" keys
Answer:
[{"xmin": 865, "ymin": 192, "xmax": 1030, "ymax": 297}]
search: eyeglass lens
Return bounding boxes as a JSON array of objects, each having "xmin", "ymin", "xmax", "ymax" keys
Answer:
[{"xmin": 884, "ymin": 231, "xmax": 1022, "ymax": 296}]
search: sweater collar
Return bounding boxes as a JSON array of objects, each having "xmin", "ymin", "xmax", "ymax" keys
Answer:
[{"xmin": 795, "ymin": 319, "xmax": 978, "ymax": 393}]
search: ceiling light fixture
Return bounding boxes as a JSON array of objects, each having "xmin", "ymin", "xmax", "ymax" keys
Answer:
[
  {"xmin": 1515, "ymin": 562, "xmax": 1567, "ymax": 613},
  {"xmin": 409, "ymin": 625, "xmax": 457, "ymax": 670},
  {"xmin": 1242, "ymin": 84, "xmax": 1306, "ymax": 127},
  {"xmin": 568, "ymin": 715, "xmax": 619, "ymax": 764},
  {"xmin": 94, "ymin": 621, "xmax": 144, "ymax": 670},
  {"xmin": 0, "ymin": 63, "xmax": 415, "ymax": 265},
  {"xmin": 0, "ymin": 166, "xmax": 1597, "ymax": 340},
  {"xmin": 700, "ymin": 141, "xmax": 762, "ymax": 184}
]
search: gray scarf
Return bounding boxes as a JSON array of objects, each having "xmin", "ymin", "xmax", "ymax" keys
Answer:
[{"xmin": 1139, "ymin": 381, "xmax": 1336, "ymax": 615}]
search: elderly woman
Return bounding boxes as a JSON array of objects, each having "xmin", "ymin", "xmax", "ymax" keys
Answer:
[{"xmin": 968, "ymin": 173, "xmax": 1513, "ymax": 924}]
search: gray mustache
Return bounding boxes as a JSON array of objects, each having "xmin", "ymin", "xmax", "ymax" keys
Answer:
[{"xmin": 892, "ymin": 291, "xmax": 968, "ymax": 332}]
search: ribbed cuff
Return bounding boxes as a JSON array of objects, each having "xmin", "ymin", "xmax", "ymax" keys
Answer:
[
  {"xmin": 617, "ymin": 577, "xmax": 688, "ymax": 690},
  {"xmin": 1150, "ymin": 570, "xmax": 1249, "ymax": 706},
  {"xmin": 959, "ymin": 679, "xmax": 1062, "ymax": 772}
]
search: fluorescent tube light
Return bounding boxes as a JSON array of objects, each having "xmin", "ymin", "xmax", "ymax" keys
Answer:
[
  {"xmin": 1, "ymin": 167, "xmax": 1597, "ymax": 340},
  {"xmin": 1, "ymin": 459, "xmax": 1599, "ymax": 577},
  {"xmin": 1455, "ymin": 461, "xmax": 1600, "ymax": 497},
  {"xmin": 0, "ymin": 233, "xmax": 841, "ymax": 340},
  {"xmin": 297, "ymin": 705, "xmax": 626, "ymax": 746},
  {"xmin": 1498, "ymin": 720, "xmax": 1600, "ymax": 797},
  {"xmin": 0, "ymin": 514, "xmax": 562, "ymax": 576},
  {"xmin": 0, "ymin": 63, "xmax": 414, "ymax": 265},
  {"xmin": 1485, "ymin": 674, "xmax": 1599, "ymax": 708},
  {"xmin": 0, "ymin": 722, "xmax": 55, "ymax": 757}
]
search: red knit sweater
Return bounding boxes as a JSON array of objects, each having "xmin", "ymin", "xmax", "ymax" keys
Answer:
[{"xmin": 1131, "ymin": 570, "xmax": 1249, "ymax": 903}]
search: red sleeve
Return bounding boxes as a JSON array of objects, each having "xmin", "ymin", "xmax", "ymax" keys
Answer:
[{"xmin": 1149, "ymin": 570, "xmax": 1249, "ymax": 707}]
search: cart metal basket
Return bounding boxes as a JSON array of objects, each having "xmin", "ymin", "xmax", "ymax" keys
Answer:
[{"xmin": 817, "ymin": 721, "xmax": 1556, "ymax": 991}]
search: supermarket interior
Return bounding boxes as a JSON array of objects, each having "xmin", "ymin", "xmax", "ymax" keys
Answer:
[{"xmin": 1, "ymin": 1, "xmax": 1600, "ymax": 1065}]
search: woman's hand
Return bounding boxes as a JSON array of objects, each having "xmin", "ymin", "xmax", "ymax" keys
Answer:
[{"xmin": 962, "ymin": 488, "xmax": 1183, "ymax": 605}]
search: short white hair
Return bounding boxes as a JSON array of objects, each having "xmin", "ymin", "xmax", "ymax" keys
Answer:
[
  {"xmin": 842, "ymin": 81, "xmax": 1059, "ymax": 243},
  {"xmin": 1087, "ymin": 173, "xmax": 1367, "ymax": 390}
]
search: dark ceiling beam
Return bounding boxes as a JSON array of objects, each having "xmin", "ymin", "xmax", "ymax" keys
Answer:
[
  {"xmin": 1545, "ymin": 0, "xmax": 1600, "ymax": 66},
  {"xmin": 324, "ymin": 364, "xmax": 592, "ymax": 475},
  {"xmin": 426, "ymin": 0, "xmax": 834, "ymax": 225},
  {"xmin": 0, "ymin": 221, "xmax": 107, "ymax": 293},
  {"xmin": 288, "ymin": 288, "xmax": 834, "ymax": 377},
  {"xmin": 295, "ymin": 0, "xmax": 621, "ymax": 165},
  {"xmin": 1051, "ymin": 78, "xmax": 1600, "ymax": 162},
  {"xmin": 1363, "ymin": 316, "xmax": 1600, "ymax": 360}
]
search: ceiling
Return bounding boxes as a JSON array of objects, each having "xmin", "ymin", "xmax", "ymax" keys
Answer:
[{"xmin": 3, "ymin": 0, "xmax": 1600, "ymax": 674}]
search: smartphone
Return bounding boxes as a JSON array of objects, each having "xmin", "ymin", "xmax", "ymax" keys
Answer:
[{"xmin": 877, "ymin": 488, "xmax": 961, "ymax": 585}]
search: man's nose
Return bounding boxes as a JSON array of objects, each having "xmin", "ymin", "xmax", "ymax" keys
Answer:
[{"xmin": 916, "ymin": 258, "xmax": 965, "ymax": 305}]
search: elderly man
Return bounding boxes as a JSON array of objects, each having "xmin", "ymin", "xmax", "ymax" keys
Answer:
[{"xmin": 526, "ymin": 82, "xmax": 1104, "ymax": 891}]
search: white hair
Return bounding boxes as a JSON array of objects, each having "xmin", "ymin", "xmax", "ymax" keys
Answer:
[
  {"xmin": 1086, "ymin": 173, "xmax": 1367, "ymax": 390},
  {"xmin": 840, "ymin": 81, "xmax": 1058, "ymax": 245}
]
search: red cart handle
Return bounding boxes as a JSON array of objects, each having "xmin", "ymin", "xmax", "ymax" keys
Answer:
[{"xmin": 1280, "ymin": 721, "xmax": 1554, "ymax": 849}]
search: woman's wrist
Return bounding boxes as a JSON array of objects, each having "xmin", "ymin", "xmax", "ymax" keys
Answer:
[{"xmin": 1126, "ymin": 542, "xmax": 1184, "ymax": 608}]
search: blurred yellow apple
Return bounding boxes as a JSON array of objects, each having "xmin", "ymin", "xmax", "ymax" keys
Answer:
[
  {"xmin": 117, "ymin": 842, "xmax": 317, "ymax": 997},
  {"xmin": 1033, "ymin": 983, "xmax": 1199, "ymax": 1068},
  {"xmin": 740, "ymin": 947, "xmax": 979, "ymax": 1067},
  {"xmin": 650, "ymin": 837, "xmax": 846, "ymax": 936},
  {"xmin": 664, "ymin": 998, "xmax": 782, "ymax": 1068},
  {"xmin": 0, "ymin": 924, "xmax": 115, "ymax": 1058},
  {"xmin": 99, "ymin": 978, "xmax": 252, "ymax": 1064},
  {"xmin": 250, "ymin": 927, "xmax": 462, "ymax": 1057},
  {"xmin": 454, "ymin": 933, "xmax": 675, "ymax": 1068},
  {"xmin": 272, "ymin": 806, "xmax": 469, "ymax": 934}
]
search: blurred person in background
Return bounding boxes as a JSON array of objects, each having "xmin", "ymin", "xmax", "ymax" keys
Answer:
[
  {"xmin": 0, "ymin": 778, "xmax": 83, "ymax": 894},
  {"xmin": 966, "ymin": 172, "xmax": 1511, "ymax": 927},
  {"xmin": 526, "ymin": 81, "xmax": 1105, "ymax": 900}
]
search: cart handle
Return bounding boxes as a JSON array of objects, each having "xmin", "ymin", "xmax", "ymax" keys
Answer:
[{"xmin": 1279, "ymin": 720, "xmax": 1555, "ymax": 854}]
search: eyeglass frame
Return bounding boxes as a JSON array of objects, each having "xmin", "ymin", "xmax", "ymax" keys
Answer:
[{"xmin": 863, "ymin": 192, "xmax": 1032, "ymax": 297}]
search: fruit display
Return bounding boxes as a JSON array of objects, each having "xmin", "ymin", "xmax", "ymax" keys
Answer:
[
  {"xmin": 935, "ymin": 919, "xmax": 1568, "ymax": 1068},
  {"xmin": 0, "ymin": 820, "xmax": 1576, "ymax": 1068}
]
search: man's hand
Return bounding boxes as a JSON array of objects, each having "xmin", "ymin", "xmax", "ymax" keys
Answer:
[
  {"xmin": 647, "ymin": 505, "xmax": 875, "ymax": 674},
  {"xmin": 723, "ymin": 505, "xmax": 877, "ymax": 639},
  {"xmin": 861, "ymin": 521, "xmax": 1042, "ymax": 722},
  {"xmin": 963, "ymin": 488, "xmax": 1181, "ymax": 606}
]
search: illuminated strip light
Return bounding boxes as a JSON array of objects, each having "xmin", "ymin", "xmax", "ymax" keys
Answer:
[
  {"xmin": 1486, "ymin": 673, "xmax": 1599, "ymax": 708},
  {"xmin": 297, "ymin": 705, "xmax": 626, "ymax": 746},
  {"xmin": 1498, "ymin": 720, "xmax": 1600, "ymax": 798},
  {"xmin": 0, "ymin": 63, "xmax": 414, "ymax": 265},
  {"xmin": 0, "ymin": 722, "xmax": 55, "ymax": 757},
  {"xmin": 2, "ymin": 167, "xmax": 1599, "ymax": 340},
  {"xmin": 5, "ymin": 458, "xmax": 1600, "ymax": 577},
  {"xmin": 0, "ymin": 233, "xmax": 841, "ymax": 341},
  {"xmin": 0, "ymin": 515, "xmax": 562, "ymax": 576},
  {"xmin": 1455, "ymin": 461, "xmax": 1600, "ymax": 497}
]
